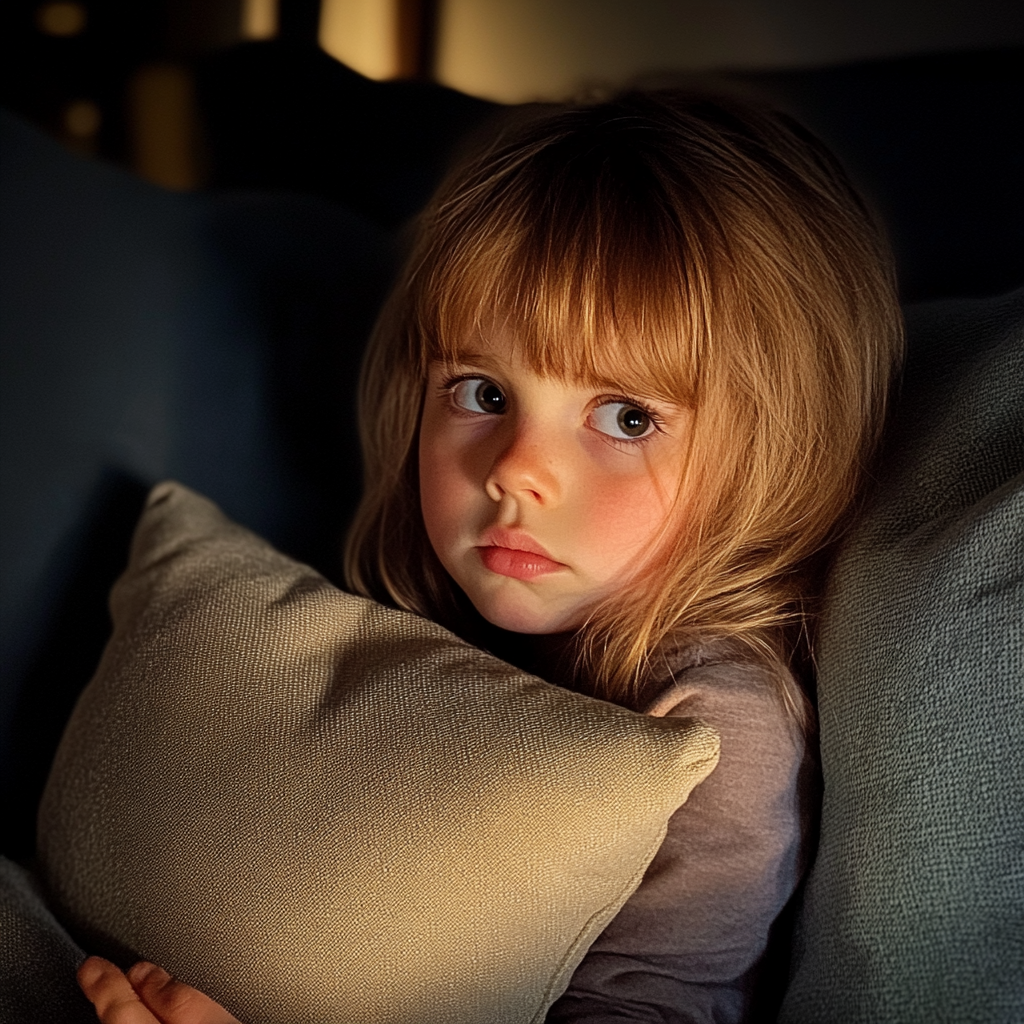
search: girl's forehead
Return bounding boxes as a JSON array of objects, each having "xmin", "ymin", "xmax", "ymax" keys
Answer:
[{"xmin": 434, "ymin": 317, "xmax": 695, "ymax": 405}]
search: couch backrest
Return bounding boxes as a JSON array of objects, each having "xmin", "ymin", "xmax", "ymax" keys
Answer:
[
  {"xmin": 0, "ymin": 110, "xmax": 394, "ymax": 860},
  {"xmin": 779, "ymin": 288, "xmax": 1024, "ymax": 1023}
]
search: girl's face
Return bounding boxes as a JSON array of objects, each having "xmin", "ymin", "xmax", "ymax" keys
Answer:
[{"xmin": 419, "ymin": 327, "xmax": 693, "ymax": 634}]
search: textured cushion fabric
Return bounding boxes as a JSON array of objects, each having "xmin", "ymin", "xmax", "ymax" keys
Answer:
[
  {"xmin": 37, "ymin": 482, "xmax": 720, "ymax": 1024},
  {"xmin": 779, "ymin": 288, "xmax": 1024, "ymax": 1023},
  {"xmin": 0, "ymin": 856, "xmax": 93, "ymax": 1024}
]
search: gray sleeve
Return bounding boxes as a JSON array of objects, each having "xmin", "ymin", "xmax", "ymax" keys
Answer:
[{"xmin": 546, "ymin": 662, "xmax": 817, "ymax": 1024}]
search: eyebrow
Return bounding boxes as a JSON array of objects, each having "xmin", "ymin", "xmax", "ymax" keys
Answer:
[
  {"xmin": 444, "ymin": 349, "xmax": 488, "ymax": 365},
  {"xmin": 436, "ymin": 349, "xmax": 514, "ymax": 378}
]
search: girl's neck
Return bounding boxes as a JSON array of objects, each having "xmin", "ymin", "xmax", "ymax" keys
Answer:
[
  {"xmin": 444, "ymin": 590, "xmax": 581, "ymax": 689},
  {"xmin": 480, "ymin": 625, "xmax": 579, "ymax": 689}
]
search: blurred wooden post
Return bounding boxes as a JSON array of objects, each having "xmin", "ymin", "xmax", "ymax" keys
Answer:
[
  {"xmin": 319, "ymin": 0, "xmax": 437, "ymax": 82},
  {"xmin": 242, "ymin": 0, "xmax": 279, "ymax": 40},
  {"xmin": 127, "ymin": 62, "xmax": 204, "ymax": 191},
  {"xmin": 395, "ymin": 0, "xmax": 437, "ymax": 80}
]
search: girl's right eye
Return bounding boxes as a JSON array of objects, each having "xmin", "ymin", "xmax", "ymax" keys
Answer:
[{"xmin": 450, "ymin": 378, "xmax": 507, "ymax": 415}]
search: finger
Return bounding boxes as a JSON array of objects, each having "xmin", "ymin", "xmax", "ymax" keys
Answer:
[
  {"xmin": 77, "ymin": 956, "xmax": 162, "ymax": 1024},
  {"xmin": 126, "ymin": 961, "xmax": 243, "ymax": 1024}
]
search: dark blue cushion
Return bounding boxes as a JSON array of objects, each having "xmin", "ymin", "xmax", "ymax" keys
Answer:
[{"xmin": 0, "ymin": 110, "xmax": 394, "ymax": 860}]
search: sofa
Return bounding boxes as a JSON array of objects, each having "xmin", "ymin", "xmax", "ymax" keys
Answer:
[{"xmin": 1, "ymin": 43, "xmax": 1021, "ymax": 1023}]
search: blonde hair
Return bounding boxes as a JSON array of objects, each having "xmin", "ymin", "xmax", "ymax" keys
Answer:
[{"xmin": 345, "ymin": 90, "xmax": 903, "ymax": 721}]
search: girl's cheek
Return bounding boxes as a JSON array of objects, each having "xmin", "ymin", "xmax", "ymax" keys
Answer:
[
  {"xmin": 584, "ymin": 477, "xmax": 660, "ymax": 543},
  {"xmin": 419, "ymin": 414, "xmax": 489, "ymax": 549},
  {"xmin": 425, "ymin": 418, "xmax": 493, "ymax": 493},
  {"xmin": 419, "ymin": 413, "xmax": 455, "ymax": 534},
  {"xmin": 572, "ymin": 455, "xmax": 680, "ymax": 568}
]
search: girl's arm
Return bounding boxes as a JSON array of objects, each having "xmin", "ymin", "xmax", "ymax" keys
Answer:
[
  {"xmin": 78, "ymin": 956, "xmax": 242, "ymax": 1024},
  {"xmin": 547, "ymin": 659, "xmax": 816, "ymax": 1024}
]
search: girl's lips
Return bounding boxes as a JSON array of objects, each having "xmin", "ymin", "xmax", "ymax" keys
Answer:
[{"xmin": 478, "ymin": 546, "xmax": 565, "ymax": 581}]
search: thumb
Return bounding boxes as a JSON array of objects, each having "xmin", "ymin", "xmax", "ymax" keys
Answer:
[
  {"xmin": 78, "ymin": 956, "xmax": 162, "ymax": 1023},
  {"xmin": 126, "ymin": 961, "xmax": 243, "ymax": 1024}
]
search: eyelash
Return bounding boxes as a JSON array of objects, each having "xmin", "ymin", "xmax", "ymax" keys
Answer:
[
  {"xmin": 439, "ymin": 373, "xmax": 478, "ymax": 391},
  {"xmin": 438, "ymin": 373, "xmax": 491, "ymax": 407},
  {"xmin": 437, "ymin": 374, "xmax": 664, "ymax": 446},
  {"xmin": 596, "ymin": 394, "xmax": 664, "ymax": 448}
]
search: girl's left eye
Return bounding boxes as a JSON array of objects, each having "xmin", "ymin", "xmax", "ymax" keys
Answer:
[{"xmin": 590, "ymin": 402, "xmax": 656, "ymax": 441}]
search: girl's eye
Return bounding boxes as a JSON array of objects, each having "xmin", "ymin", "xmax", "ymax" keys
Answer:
[
  {"xmin": 451, "ymin": 378, "xmax": 507, "ymax": 415},
  {"xmin": 590, "ymin": 401, "xmax": 655, "ymax": 440}
]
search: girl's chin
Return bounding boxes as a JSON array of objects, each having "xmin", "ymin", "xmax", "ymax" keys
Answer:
[{"xmin": 472, "ymin": 592, "xmax": 584, "ymax": 636}]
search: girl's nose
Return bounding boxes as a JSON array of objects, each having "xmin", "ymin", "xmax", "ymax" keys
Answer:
[{"xmin": 484, "ymin": 424, "xmax": 561, "ymax": 506}]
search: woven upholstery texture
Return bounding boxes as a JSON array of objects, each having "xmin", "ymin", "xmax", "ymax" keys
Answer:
[
  {"xmin": 37, "ymin": 482, "xmax": 720, "ymax": 1024},
  {"xmin": 779, "ymin": 289, "xmax": 1024, "ymax": 1023},
  {"xmin": 0, "ymin": 856, "xmax": 94, "ymax": 1023}
]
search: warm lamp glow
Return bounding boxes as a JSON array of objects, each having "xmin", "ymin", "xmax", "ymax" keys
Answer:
[
  {"xmin": 319, "ymin": 0, "xmax": 398, "ymax": 80},
  {"xmin": 241, "ymin": 0, "xmax": 278, "ymax": 40},
  {"xmin": 64, "ymin": 99, "xmax": 101, "ymax": 139},
  {"xmin": 36, "ymin": 1, "xmax": 87, "ymax": 37},
  {"xmin": 433, "ymin": 0, "xmax": 1024, "ymax": 104},
  {"xmin": 128, "ymin": 64, "xmax": 203, "ymax": 191}
]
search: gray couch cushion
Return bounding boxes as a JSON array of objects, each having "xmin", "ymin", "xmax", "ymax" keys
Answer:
[
  {"xmin": 779, "ymin": 288, "xmax": 1024, "ymax": 1023},
  {"xmin": 0, "ymin": 857, "xmax": 93, "ymax": 1024}
]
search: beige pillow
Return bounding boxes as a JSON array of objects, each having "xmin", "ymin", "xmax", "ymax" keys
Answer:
[{"xmin": 38, "ymin": 482, "xmax": 719, "ymax": 1024}]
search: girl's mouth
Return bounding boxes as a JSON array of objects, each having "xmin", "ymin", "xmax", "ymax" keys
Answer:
[{"xmin": 477, "ymin": 546, "xmax": 565, "ymax": 580}]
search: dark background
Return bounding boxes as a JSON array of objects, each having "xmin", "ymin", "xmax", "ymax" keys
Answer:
[{"xmin": 2, "ymin": 1, "xmax": 1022, "ymax": 299}]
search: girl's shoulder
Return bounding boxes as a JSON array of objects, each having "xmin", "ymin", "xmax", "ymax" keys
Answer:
[
  {"xmin": 641, "ymin": 637, "xmax": 819, "ymax": 881},
  {"xmin": 643, "ymin": 636, "xmax": 810, "ymax": 750},
  {"xmin": 552, "ymin": 637, "xmax": 820, "ymax": 1023}
]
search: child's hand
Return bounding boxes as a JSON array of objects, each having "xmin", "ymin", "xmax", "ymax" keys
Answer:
[{"xmin": 78, "ymin": 956, "xmax": 242, "ymax": 1024}]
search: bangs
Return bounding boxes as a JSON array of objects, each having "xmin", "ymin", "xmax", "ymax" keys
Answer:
[{"xmin": 408, "ymin": 116, "xmax": 717, "ymax": 406}]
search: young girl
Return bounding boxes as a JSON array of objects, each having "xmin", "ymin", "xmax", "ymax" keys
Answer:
[{"xmin": 78, "ymin": 89, "xmax": 902, "ymax": 1022}]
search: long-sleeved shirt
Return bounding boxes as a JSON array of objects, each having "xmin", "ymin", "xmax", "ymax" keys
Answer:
[{"xmin": 547, "ymin": 645, "xmax": 818, "ymax": 1023}]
